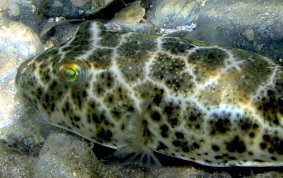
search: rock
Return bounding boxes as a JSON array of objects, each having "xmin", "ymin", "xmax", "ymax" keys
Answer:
[
  {"xmin": 146, "ymin": 0, "xmax": 205, "ymax": 28},
  {"xmin": 185, "ymin": 0, "xmax": 283, "ymax": 61},
  {"xmin": 113, "ymin": 0, "xmax": 145, "ymax": 24},
  {"xmin": 0, "ymin": 19, "xmax": 43, "ymax": 130},
  {"xmin": 32, "ymin": 0, "xmax": 114, "ymax": 19},
  {"xmin": 0, "ymin": 0, "xmax": 23, "ymax": 17},
  {"xmin": 145, "ymin": 0, "xmax": 283, "ymax": 61},
  {"xmin": 0, "ymin": 0, "xmax": 44, "ymax": 34},
  {"xmin": 0, "ymin": 143, "xmax": 35, "ymax": 178},
  {"xmin": 34, "ymin": 132, "xmax": 99, "ymax": 178}
]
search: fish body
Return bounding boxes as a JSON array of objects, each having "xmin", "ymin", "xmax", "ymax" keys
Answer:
[{"xmin": 16, "ymin": 21, "xmax": 283, "ymax": 167}]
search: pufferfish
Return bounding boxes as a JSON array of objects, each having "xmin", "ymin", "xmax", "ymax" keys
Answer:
[{"xmin": 15, "ymin": 21, "xmax": 283, "ymax": 167}]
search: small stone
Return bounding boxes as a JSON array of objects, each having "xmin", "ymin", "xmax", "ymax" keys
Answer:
[
  {"xmin": 113, "ymin": 0, "xmax": 145, "ymax": 24},
  {"xmin": 34, "ymin": 132, "xmax": 99, "ymax": 177},
  {"xmin": 243, "ymin": 29, "xmax": 255, "ymax": 41},
  {"xmin": 0, "ymin": 143, "xmax": 35, "ymax": 177}
]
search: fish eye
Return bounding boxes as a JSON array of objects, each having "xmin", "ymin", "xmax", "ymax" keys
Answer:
[{"xmin": 58, "ymin": 62, "xmax": 84, "ymax": 84}]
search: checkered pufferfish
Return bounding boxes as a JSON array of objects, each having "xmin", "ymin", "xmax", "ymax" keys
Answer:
[{"xmin": 16, "ymin": 21, "xmax": 283, "ymax": 167}]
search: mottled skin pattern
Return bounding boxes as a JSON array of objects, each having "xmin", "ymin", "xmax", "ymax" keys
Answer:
[{"xmin": 16, "ymin": 21, "xmax": 283, "ymax": 167}]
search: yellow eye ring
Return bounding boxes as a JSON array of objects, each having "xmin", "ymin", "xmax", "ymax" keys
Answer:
[{"xmin": 59, "ymin": 62, "xmax": 84, "ymax": 84}]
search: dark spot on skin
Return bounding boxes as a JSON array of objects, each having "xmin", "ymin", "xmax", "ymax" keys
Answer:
[
  {"xmin": 50, "ymin": 80, "xmax": 58, "ymax": 90},
  {"xmin": 153, "ymin": 94, "xmax": 162, "ymax": 105},
  {"xmin": 37, "ymin": 87, "xmax": 42, "ymax": 96},
  {"xmin": 169, "ymin": 118, "xmax": 178, "ymax": 127},
  {"xmin": 263, "ymin": 134, "xmax": 271, "ymax": 142},
  {"xmin": 89, "ymin": 100, "xmax": 96, "ymax": 108},
  {"xmin": 210, "ymin": 116, "xmax": 231, "ymax": 135},
  {"xmin": 104, "ymin": 119, "xmax": 109, "ymax": 126},
  {"xmin": 151, "ymin": 111, "xmax": 161, "ymax": 121},
  {"xmin": 164, "ymin": 105, "xmax": 173, "ymax": 115},
  {"xmin": 65, "ymin": 102, "xmax": 70, "ymax": 111},
  {"xmin": 229, "ymin": 157, "xmax": 237, "ymax": 160},
  {"xmin": 226, "ymin": 136, "xmax": 246, "ymax": 153},
  {"xmin": 256, "ymin": 79, "xmax": 283, "ymax": 126},
  {"xmin": 71, "ymin": 121, "xmax": 80, "ymax": 129},
  {"xmin": 175, "ymin": 132, "xmax": 184, "ymax": 139},
  {"xmin": 128, "ymin": 106, "xmax": 134, "ymax": 112},
  {"xmin": 87, "ymin": 114, "xmax": 91, "ymax": 123},
  {"xmin": 215, "ymin": 155, "xmax": 222, "ymax": 159},
  {"xmin": 143, "ymin": 127, "xmax": 152, "ymax": 138},
  {"xmin": 92, "ymin": 113, "xmax": 102, "ymax": 124},
  {"xmin": 182, "ymin": 146, "xmax": 191, "ymax": 153},
  {"xmin": 212, "ymin": 145, "xmax": 220, "ymax": 152},
  {"xmin": 268, "ymin": 148, "xmax": 275, "ymax": 154},
  {"xmin": 113, "ymin": 110, "xmax": 120, "ymax": 117},
  {"xmin": 50, "ymin": 104, "xmax": 55, "ymax": 112},
  {"xmin": 108, "ymin": 96, "xmax": 113, "ymax": 103},
  {"xmin": 193, "ymin": 142, "xmax": 200, "ymax": 149},
  {"xmin": 45, "ymin": 94, "xmax": 49, "ymax": 103},
  {"xmin": 70, "ymin": 85, "xmax": 89, "ymax": 109},
  {"xmin": 97, "ymin": 129, "xmax": 112, "ymax": 142},
  {"xmin": 253, "ymin": 159, "xmax": 263, "ymax": 162},
  {"xmin": 141, "ymin": 120, "xmax": 152, "ymax": 138},
  {"xmin": 172, "ymin": 140, "xmax": 182, "ymax": 147},
  {"xmin": 260, "ymin": 143, "xmax": 267, "ymax": 150},
  {"xmin": 238, "ymin": 118, "xmax": 253, "ymax": 131},
  {"xmin": 205, "ymin": 160, "xmax": 212, "ymax": 163},
  {"xmin": 156, "ymin": 142, "xmax": 168, "ymax": 151},
  {"xmin": 160, "ymin": 124, "xmax": 169, "ymax": 138},
  {"xmin": 249, "ymin": 132, "xmax": 255, "ymax": 138},
  {"xmin": 143, "ymin": 119, "xmax": 148, "ymax": 125},
  {"xmin": 73, "ymin": 116, "xmax": 80, "ymax": 121},
  {"xmin": 189, "ymin": 115, "xmax": 197, "ymax": 121},
  {"xmin": 253, "ymin": 123, "xmax": 259, "ymax": 129},
  {"xmin": 271, "ymin": 156, "xmax": 277, "ymax": 161},
  {"xmin": 100, "ymin": 113, "xmax": 106, "ymax": 120},
  {"xmin": 271, "ymin": 138, "xmax": 283, "ymax": 155},
  {"xmin": 215, "ymin": 118, "xmax": 230, "ymax": 134},
  {"xmin": 82, "ymin": 91, "xmax": 87, "ymax": 97}
]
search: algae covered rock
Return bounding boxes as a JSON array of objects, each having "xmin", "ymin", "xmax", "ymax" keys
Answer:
[{"xmin": 32, "ymin": 0, "xmax": 115, "ymax": 18}]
